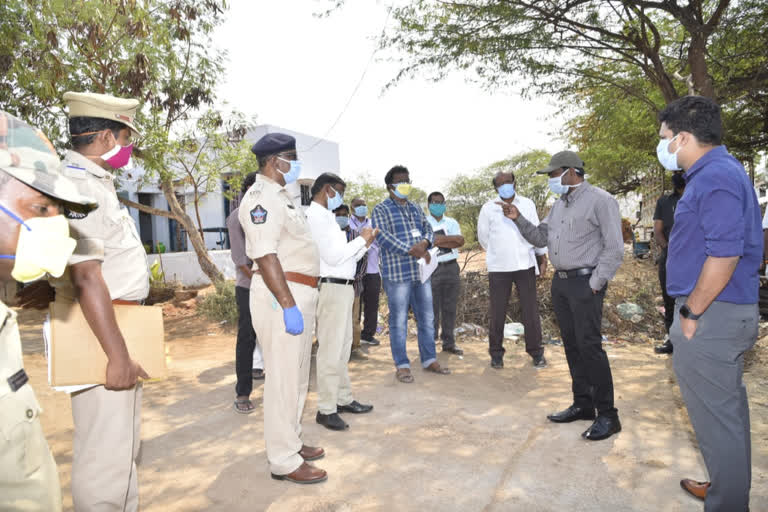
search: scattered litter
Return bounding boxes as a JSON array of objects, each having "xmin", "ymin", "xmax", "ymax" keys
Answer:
[
  {"xmin": 617, "ymin": 303, "xmax": 645, "ymax": 320},
  {"xmin": 504, "ymin": 322, "xmax": 525, "ymax": 338},
  {"xmin": 454, "ymin": 323, "xmax": 487, "ymax": 337},
  {"xmin": 543, "ymin": 338, "xmax": 563, "ymax": 346}
]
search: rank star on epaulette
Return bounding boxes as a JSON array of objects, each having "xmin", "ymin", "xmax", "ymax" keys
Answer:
[{"xmin": 250, "ymin": 205, "xmax": 268, "ymax": 224}]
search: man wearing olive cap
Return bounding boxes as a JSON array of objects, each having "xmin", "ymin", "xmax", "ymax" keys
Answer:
[
  {"xmin": 238, "ymin": 133, "xmax": 327, "ymax": 484},
  {"xmin": 22, "ymin": 91, "xmax": 151, "ymax": 511},
  {"xmin": 501, "ymin": 151, "xmax": 624, "ymax": 441},
  {"xmin": 0, "ymin": 111, "xmax": 97, "ymax": 511}
]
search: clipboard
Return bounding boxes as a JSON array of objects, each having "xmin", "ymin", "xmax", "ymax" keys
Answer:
[{"xmin": 49, "ymin": 301, "xmax": 166, "ymax": 386}]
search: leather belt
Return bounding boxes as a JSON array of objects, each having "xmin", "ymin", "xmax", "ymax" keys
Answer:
[
  {"xmin": 112, "ymin": 299, "xmax": 141, "ymax": 306},
  {"xmin": 255, "ymin": 270, "xmax": 319, "ymax": 289},
  {"xmin": 320, "ymin": 277, "xmax": 354, "ymax": 286},
  {"xmin": 555, "ymin": 267, "xmax": 594, "ymax": 279}
]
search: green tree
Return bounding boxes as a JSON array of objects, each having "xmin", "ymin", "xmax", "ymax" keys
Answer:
[
  {"xmin": 0, "ymin": 0, "xmax": 238, "ymax": 282},
  {"xmin": 343, "ymin": 172, "xmax": 427, "ymax": 210}
]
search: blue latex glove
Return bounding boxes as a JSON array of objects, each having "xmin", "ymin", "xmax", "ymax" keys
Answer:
[{"xmin": 283, "ymin": 305, "xmax": 304, "ymax": 335}]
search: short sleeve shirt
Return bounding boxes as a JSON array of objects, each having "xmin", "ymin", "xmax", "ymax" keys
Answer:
[
  {"xmin": 653, "ymin": 192, "xmax": 681, "ymax": 241},
  {"xmin": 426, "ymin": 215, "xmax": 461, "ymax": 263},
  {"xmin": 238, "ymin": 174, "xmax": 320, "ymax": 276},
  {"xmin": 53, "ymin": 151, "xmax": 149, "ymax": 302}
]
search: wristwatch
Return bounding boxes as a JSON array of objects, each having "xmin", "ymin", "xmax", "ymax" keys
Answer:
[{"xmin": 679, "ymin": 304, "xmax": 702, "ymax": 320}]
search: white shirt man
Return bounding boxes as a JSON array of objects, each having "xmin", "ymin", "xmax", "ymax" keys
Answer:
[
  {"xmin": 305, "ymin": 174, "xmax": 375, "ymax": 432},
  {"xmin": 476, "ymin": 174, "xmax": 548, "ymax": 369}
]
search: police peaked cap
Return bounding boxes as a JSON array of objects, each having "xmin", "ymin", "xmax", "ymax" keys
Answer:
[{"xmin": 251, "ymin": 133, "xmax": 296, "ymax": 158}]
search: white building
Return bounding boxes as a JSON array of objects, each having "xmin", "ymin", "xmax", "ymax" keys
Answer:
[{"xmin": 118, "ymin": 124, "xmax": 339, "ymax": 254}]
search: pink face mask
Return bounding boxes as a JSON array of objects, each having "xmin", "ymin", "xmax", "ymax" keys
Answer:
[{"xmin": 101, "ymin": 142, "xmax": 134, "ymax": 169}]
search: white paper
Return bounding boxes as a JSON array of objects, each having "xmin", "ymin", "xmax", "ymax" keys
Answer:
[{"xmin": 418, "ymin": 248, "xmax": 440, "ymax": 283}]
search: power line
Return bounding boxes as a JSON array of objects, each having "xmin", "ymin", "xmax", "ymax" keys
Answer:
[{"xmin": 299, "ymin": 8, "xmax": 391, "ymax": 153}]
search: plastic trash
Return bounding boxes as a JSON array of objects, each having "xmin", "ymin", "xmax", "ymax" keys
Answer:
[{"xmin": 504, "ymin": 322, "xmax": 525, "ymax": 338}]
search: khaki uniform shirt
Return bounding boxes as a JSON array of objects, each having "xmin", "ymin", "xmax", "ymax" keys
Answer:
[
  {"xmin": 238, "ymin": 174, "xmax": 319, "ymax": 277},
  {"xmin": 53, "ymin": 151, "xmax": 149, "ymax": 302},
  {"xmin": 0, "ymin": 299, "xmax": 62, "ymax": 511}
]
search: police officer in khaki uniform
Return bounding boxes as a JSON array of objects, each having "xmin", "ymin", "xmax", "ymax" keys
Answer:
[
  {"xmin": 238, "ymin": 133, "xmax": 327, "ymax": 484},
  {"xmin": 0, "ymin": 111, "xmax": 97, "ymax": 511},
  {"xmin": 51, "ymin": 92, "xmax": 150, "ymax": 511}
]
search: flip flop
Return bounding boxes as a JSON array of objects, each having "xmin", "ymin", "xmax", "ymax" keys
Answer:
[
  {"xmin": 234, "ymin": 397, "xmax": 255, "ymax": 414},
  {"xmin": 396, "ymin": 368, "xmax": 414, "ymax": 383}
]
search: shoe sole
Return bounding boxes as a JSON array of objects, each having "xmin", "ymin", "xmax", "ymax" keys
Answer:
[
  {"xmin": 316, "ymin": 420, "xmax": 349, "ymax": 431},
  {"xmin": 547, "ymin": 415, "xmax": 596, "ymax": 423},
  {"xmin": 360, "ymin": 340, "xmax": 380, "ymax": 345},
  {"xmin": 582, "ymin": 426, "xmax": 621, "ymax": 441},
  {"xmin": 301, "ymin": 453, "xmax": 325, "ymax": 462},
  {"xmin": 337, "ymin": 408, "xmax": 374, "ymax": 414},
  {"xmin": 679, "ymin": 480, "xmax": 707, "ymax": 501},
  {"xmin": 271, "ymin": 473, "xmax": 328, "ymax": 484}
]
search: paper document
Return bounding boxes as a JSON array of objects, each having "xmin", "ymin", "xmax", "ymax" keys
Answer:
[
  {"xmin": 49, "ymin": 301, "xmax": 167, "ymax": 387},
  {"xmin": 418, "ymin": 248, "xmax": 440, "ymax": 283}
]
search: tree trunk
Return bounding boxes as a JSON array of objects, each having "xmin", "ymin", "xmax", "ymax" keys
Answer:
[
  {"xmin": 160, "ymin": 179, "xmax": 224, "ymax": 283},
  {"xmin": 118, "ymin": 196, "xmax": 175, "ymax": 218},
  {"xmin": 688, "ymin": 32, "xmax": 715, "ymax": 98}
]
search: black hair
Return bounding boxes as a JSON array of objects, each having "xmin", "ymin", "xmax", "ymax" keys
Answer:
[
  {"xmin": 658, "ymin": 95, "xmax": 722, "ymax": 145},
  {"xmin": 256, "ymin": 154, "xmax": 271, "ymax": 169},
  {"xmin": 384, "ymin": 165, "xmax": 409, "ymax": 186},
  {"xmin": 311, "ymin": 172, "xmax": 346, "ymax": 198},
  {"xmin": 492, "ymin": 171, "xmax": 516, "ymax": 188},
  {"xmin": 69, "ymin": 116, "xmax": 127, "ymax": 149},
  {"xmin": 333, "ymin": 204, "xmax": 350, "ymax": 215},
  {"xmin": 241, "ymin": 172, "xmax": 257, "ymax": 194},
  {"xmin": 427, "ymin": 191, "xmax": 444, "ymax": 203}
]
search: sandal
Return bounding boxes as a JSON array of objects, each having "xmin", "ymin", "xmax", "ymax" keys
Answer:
[
  {"xmin": 396, "ymin": 368, "xmax": 414, "ymax": 383},
  {"xmin": 424, "ymin": 362, "xmax": 451, "ymax": 375},
  {"xmin": 234, "ymin": 397, "xmax": 255, "ymax": 414}
]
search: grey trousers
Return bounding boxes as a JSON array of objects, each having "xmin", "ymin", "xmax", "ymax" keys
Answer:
[
  {"xmin": 431, "ymin": 260, "xmax": 460, "ymax": 349},
  {"xmin": 671, "ymin": 298, "xmax": 758, "ymax": 512}
]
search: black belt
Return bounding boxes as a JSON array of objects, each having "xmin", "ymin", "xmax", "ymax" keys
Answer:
[
  {"xmin": 438, "ymin": 260, "xmax": 458, "ymax": 266},
  {"xmin": 555, "ymin": 267, "xmax": 594, "ymax": 279},
  {"xmin": 320, "ymin": 277, "xmax": 354, "ymax": 286}
]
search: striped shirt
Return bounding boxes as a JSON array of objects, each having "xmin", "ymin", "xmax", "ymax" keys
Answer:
[
  {"xmin": 372, "ymin": 198, "xmax": 435, "ymax": 282},
  {"xmin": 514, "ymin": 181, "xmax": 624, "ymax": 290}
]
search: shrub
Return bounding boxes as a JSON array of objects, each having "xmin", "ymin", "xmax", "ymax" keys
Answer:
[{"xmin": 198, "ymin": 280, "xmax": 239, "ymax": 325}]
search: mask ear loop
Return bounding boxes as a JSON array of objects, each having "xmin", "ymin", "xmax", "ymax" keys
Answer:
[{"xmin": 0, "ymin": 202, "xmax": 31, "ymax": 231}]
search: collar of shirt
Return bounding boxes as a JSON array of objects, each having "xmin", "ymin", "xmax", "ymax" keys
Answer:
[
  {"xmin": 64, "ymin": 150, "xmax": 114, "ymax": 179},
  {"xmin": 683, "ymin": 145, "xmax": 727, "ymax": 182},
  {"xmin": 349, "ymin": 216, "xmax": 371, "ymax": 231},
  {"xmin": 563, "ymin": 180, "xmax": 591, "ymax": 204}
]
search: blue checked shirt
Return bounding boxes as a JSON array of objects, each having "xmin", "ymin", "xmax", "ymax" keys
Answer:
[{"xmin": 372, "ymin": 198, "xmax": 434, "ymax": 282}]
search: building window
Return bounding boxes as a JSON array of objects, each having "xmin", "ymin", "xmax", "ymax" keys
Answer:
[{"xmin": 300, "ymin": 184, "xmax": 311, "ymax": 206}]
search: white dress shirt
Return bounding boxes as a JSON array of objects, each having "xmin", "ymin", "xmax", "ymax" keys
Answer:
[
  {"xmin": 306, "ymin": 202, "xmax": 368, "ymax": 279},
  {"xmin": 477, "ymin": 194, "xmax": 547, "ymax": 273}
]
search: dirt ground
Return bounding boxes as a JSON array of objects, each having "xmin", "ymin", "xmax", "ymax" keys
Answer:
[{"xmin": 16, "ymin": 253, "xmax": 768, "ymax": 512}]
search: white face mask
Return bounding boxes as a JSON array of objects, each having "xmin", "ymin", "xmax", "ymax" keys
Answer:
[{"xmin": 656, "ymin": 135, "xmax": 682, "ymax": 171}]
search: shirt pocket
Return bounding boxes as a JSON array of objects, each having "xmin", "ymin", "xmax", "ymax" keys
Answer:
[
  {"xmin": 0, "ymin": 387, "xmax": 44, "ymax": 481},
  {"xmin": 105, "ymin": 208, "xmax": 143, "ymax": 250}
]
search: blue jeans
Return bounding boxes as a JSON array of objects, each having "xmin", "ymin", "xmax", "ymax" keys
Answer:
[{"xmin": 382, "ymin": 277, "xmax": 437, "ymax": 369}]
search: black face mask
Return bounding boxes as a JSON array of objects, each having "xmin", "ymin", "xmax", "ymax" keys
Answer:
[{"xmin": 671, "ymin": 173, "xmax": 686, "ymax": 190}]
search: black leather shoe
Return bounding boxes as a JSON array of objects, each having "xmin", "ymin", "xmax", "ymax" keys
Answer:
[
  {"xmin": 581, "ymin": 415, "xmax": 621, "ymax": 441},
  {"xmin": 654, "ymin": 340, "xmax": 673, "ymax": 354},
  {"xmin": 442, "ymin": 345, "xmax": 464, "ymax": 355},
  {"xmin": 491, "ymin": 358, "xmax": 503, "ymax": 369},
  {"xmin": 337, "ymin": 400, "xmax": 373, "ymax": 414},
  {"xmin": 547, "ymin": 405, "xmax": 596, "ymax": 423},
  {"xmin": 316, "ymin": 412, "xmax": 349, "ymax": 431}
]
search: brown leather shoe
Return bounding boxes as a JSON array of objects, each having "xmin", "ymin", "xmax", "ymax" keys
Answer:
[
  {"xmin": 271, "ymin": 462, "xmax": 327, "ymax": 484},
  {"xmin": 299, "ymin": 444, "xmax": 325, "ymax": 461},
  {"xmin": 680, "ymin": 479, "xmax": 709, "ymax": 501}
]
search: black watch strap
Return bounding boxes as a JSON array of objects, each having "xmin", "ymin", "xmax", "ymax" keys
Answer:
[{"xmin": 681, "ymin": 304, "xmax": 702, "ymax": 320}]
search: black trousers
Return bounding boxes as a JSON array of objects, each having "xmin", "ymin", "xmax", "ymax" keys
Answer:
[
  {"xmin": 431, "ymin": 260, "xmax": 460, "ymax": 349},
  {"xmin": 488, "ymin": 268, "xmax": 543, "ymax": 359},
  {"xmin": 360, "ymin": 273, "xmax": 382, "ymax": 340},
  {"xmin": 235, "ymin": 285, "xmax": 256, "ymax": 397},
  {"xmin": 658, "ymin": 250, "xmax": 675, "ymax": 333},
  {"xmin": 551, "ymin": 274, "xmax": 616, "ymax": 417}
]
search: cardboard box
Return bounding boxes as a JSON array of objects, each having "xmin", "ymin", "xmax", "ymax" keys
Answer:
[{"xmin": 49, "ymin": 301, "xmax": 166, "ymax": 386}]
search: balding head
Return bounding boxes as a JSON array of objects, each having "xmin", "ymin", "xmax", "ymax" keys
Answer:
[{"xmin": 492, "ymin": 171, "xmax": 515, "ymax": 189}]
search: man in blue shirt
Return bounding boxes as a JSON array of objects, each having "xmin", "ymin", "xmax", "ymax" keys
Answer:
[
  {"xmin": 372, "ymin": 166, "xmax": 450, "ymax": 383},
  {"xmin": 426, "ymin": 191, "xmax": 465, "ymax": 356},
  {"xmin": 659, "ymin": 96, "xmax": 761, "ymax": 510}
]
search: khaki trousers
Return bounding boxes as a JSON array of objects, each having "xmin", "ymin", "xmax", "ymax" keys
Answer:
[
  {"xmin": 316, "ymin": 283, "xmax": 355, "ymax": 414},
  {"xmin": 0, "ymin": 399, "xmax": 62, "ymax": 512},
  {"xmin": 250, "ymin": 277, "xmax": 317, "ymax": 475},
  {"xmin": 71, "ymin": 383, "xmax": 142, "ymax": 512},
  {"xmin": 352, "ymin": 296, "xmax": 362, "ymax": 351}
]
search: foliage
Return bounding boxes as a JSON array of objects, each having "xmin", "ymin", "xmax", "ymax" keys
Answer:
[
  {"xmin": 149, "ymin": 261, "xmax": 165, "ymax": 285},
  {"xmin": 445, "ymin": 150, "xmax": 552, "ymax": 244},
  {"xmin": 0, "ymin": 0, "xmax": 236, "ymax": 283},
  {"xmin": 371, "ymin": 0, "xmax": 768, "ymax": 190},
  {"xmin": 198, "ymin": 280, "xmax": 238, "ymax": 325}
]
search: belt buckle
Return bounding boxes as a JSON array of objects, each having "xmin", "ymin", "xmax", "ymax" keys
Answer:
[{"xmin": 557, "ymin": 271, "xmax": 568, "ymax": 279}]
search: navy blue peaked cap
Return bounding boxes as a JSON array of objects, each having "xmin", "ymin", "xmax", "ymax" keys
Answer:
[{"xmin": 251, "ymin": 133, "xmax": 296, "ymax": 158}]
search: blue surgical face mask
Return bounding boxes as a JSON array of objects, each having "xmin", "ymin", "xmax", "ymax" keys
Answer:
[
  {"xmin": 428, "ymin": 203, "xmax": 446, "ymax": 217},
  {"xmin": 497, "ymin": 183, "xmax": 515, "ymax": 199},
  {"xmin": 656, "ymin": 135, "xmax": 681, "ymax": 171},
  {"xmin": 548, "ymin": 172, "xmax": 570, "ymax": 195},
  {"xmin": 353, "ymin": 205, "xmax": 368, "ymax": 217},
  {"xmin": 335, "ymin": 216, "xmax": 349, "ymax": 229},
  {"xmin": 327, "ymin": 188, "xmax": 343, "ymax": 211},
  {"xmin": 276, "ymin": 156, "xmax": 302, "ymax": 184}
]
